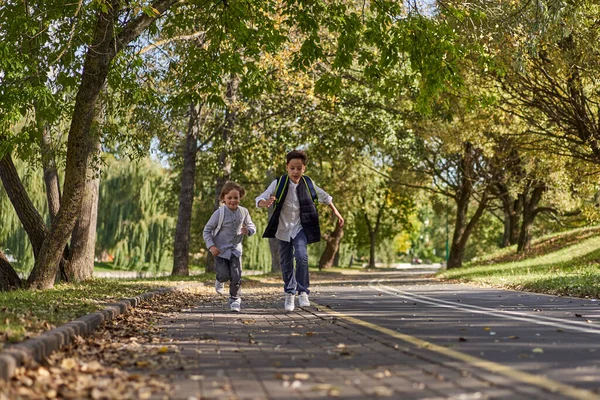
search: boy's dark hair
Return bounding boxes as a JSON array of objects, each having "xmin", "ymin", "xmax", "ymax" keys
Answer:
[
  {"xmin": 286, "ymin": 149, "xmax": 308, "ymax": 165},
  {"xmin": 219, "ymin": 181, "xmax": 246, "ymax": 200}
]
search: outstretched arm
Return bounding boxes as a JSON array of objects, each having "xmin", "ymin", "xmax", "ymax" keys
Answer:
[
  {"xmin": 256, "ymin": 180, "xmax": 278, "ymax": 208},
  {"xmin": 328, "ymin": 202, "xmax": 344, "ymax": 227}
]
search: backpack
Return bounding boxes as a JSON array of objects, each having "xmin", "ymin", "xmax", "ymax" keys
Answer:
[
  {"xmin": 273, "ymin": 175, "xmax": 318, "ymax": 210},
  {"xmin": 213, "ymin": 205, "xmax": 249, "ymax": 237}
]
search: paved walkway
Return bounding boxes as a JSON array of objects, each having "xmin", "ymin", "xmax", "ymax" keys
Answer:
[{"xmin": 145, "ymin": 287, "xmax": 566, "ymax": 400}]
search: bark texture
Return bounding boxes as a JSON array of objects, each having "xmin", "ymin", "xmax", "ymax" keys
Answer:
[
  {"xmin": 0, "ymin": 153, "xmax": 49, "ymax": 258},
  {"xmin": 319, "ymin": 222, "xmax": 344, "ymax": 269},
  {"xmin": 172, "ymin": 103, "xmax": 200, "ymax": 276},
  {"xmin": 517, "ymin": 182, "xmax": 547, "ymax": 253},
  {"xmin": 447, "ymin": 143, "xmax": 490, "ymax": 269},
  {"xmin": 27, "ymin": 0, "xmax": 178, "ymax": 289},
  {"xmin": 37, "ymin": 111, "xmax": 61, "ymax": 223},
  {"xmin": 68, "ymin": 167, "xmax": 100, "ymax": 281}
]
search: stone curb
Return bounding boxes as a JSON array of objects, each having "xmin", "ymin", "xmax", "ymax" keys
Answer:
[{"xmin": 0, "ymin": 286, "xmax": 177, "ymax": 382}]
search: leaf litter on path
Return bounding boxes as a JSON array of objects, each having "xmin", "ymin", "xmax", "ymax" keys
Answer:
[{"xmin": 0, "ymin": 288, "xmax": 212, "ymax": 399}]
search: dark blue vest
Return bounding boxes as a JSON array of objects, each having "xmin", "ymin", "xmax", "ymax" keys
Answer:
[{"xmin": 262, "ymin": 175, "xmax": 321, "ymax": 244}]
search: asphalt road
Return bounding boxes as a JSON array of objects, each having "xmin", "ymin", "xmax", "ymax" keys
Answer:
[
  {"xmin": 147, "ymin": 267, "xmax": 600, "ymax": 399},
  {"xmin": 309, "ymin": 269, "xmax": 600, "ymax": 399}
]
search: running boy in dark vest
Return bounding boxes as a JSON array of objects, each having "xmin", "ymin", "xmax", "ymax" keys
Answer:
[{"xmin": 256, "ymin": 150, "xmax": 344, "ymax": 311}]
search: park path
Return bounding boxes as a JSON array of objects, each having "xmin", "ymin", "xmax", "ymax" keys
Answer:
[
  {"xmin": 144, "ymin": 268, "xmax": 597, "ymax": 400},
  {"xmin": 4, "ymin": 267, "xmax": 600, "ymax": 400}
]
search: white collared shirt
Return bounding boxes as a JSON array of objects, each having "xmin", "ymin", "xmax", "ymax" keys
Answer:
[{"xmin": 256, "ymin": 177, "xmax": 332, "ymax": 242}]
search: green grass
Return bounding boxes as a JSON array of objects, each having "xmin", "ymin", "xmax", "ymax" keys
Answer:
[
  {"xmin": 0, "ymin": 275, "xmax": 214, "ymax": 345},
  {"xmin": 93, "ymin": 261, "xmax": 119, "ymax": 272},
  {"xmin": 438, "ymin": 227, "xmax": 600, "ymax": 298}
]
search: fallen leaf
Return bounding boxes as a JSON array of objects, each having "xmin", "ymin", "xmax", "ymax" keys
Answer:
[
  {"xmin": 373, "ymin": 386, "xmax": 394, "ymax": 396},
  {"xmin": 532, "ymin": 348, "xmax": 544, "ymax": 353},
  {"xmin": 60, "ymin": 358, "xmax": 77, "ymax": 370}
]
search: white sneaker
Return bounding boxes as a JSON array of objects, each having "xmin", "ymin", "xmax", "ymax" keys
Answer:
[
  {"xmin": 298, "ymin": 292, "xmax": 310, "ymax": 307},
  {"xmin": 230, "ymin": 299, "xmax": 241, "ymax": 312},
  {"xmin": 284, "ymin": 293, "xmax": 295, "ymax": 312},
  {"xmin": 215, "ymin": 279, "xmax": 225, "ymax": 295}
]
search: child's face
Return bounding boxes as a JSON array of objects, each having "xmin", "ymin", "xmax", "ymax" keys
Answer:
[
  {"xmin": 286, "ymin": 158, "xmax": 306, "ymax": 183},
  {"xmin": 223, "ymin": 189, "xmax": 241, "ymax": 211}
]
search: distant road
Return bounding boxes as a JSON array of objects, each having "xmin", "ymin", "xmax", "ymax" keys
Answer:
[{"xmin": 93, "ymin": 269, "xmax": 266, "ymax": 279}]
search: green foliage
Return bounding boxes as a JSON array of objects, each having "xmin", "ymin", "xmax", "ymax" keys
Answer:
[
  {"xmin": 345, "ymin": 157, "xmax": 414, "ymax": 258},
  {"xmin": 241, "ymin": 214, "xmax": 272, "ymax": 271},
  {"xmin": 96, "ymin": 156, "xmax": 176, "ymax": 271}
]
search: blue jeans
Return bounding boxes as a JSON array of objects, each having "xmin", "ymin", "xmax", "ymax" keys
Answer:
[
  {"xmin": 278, "ymin": 230, "xmax": 310, "ymax": 295},
  {"xmin": 215, "ymin": 255, "xmax": 242, "ymax": 300}
]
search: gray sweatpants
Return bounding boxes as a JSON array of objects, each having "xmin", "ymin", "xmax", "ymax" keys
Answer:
[{"xmin": 215, "ymin": 255, "xmax": 242, "ymax": 301}]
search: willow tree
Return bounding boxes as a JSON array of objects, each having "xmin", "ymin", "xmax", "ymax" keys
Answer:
[{"xmin": 96, "ymin": 156, "xmax": 175, "ymax": 271}]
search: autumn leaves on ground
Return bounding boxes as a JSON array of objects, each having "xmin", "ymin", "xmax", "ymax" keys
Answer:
[
  {"xmin": 0, "ymin": 270, "xmax": 409, "ymax": 399},
  {"xmin": 0, "ymin": 282, "xmax": 278, "ymax": 400}
]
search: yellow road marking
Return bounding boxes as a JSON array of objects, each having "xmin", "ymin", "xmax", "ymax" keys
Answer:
[{"xmin": 314, "ymin": 302, "xmax": 600, "ymax": 400}]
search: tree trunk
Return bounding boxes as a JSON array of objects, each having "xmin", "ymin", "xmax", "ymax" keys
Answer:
[
  {"xmin": 318, "ymin": 222, "xmax": 344, "ymax": 269},
  {"xmin": 510, "ymin": 196, "xmax": 523, "ymax": 246},
  {"xmin": 1, "ymin": 143, "xmax": 73, "ymax": 283},
  {"xmin": 333, "ymin": 248, "xmax": 340, "ymax": 267},
  {"xmin": 517, "ymin": 183, "xmax": 546, "ymax": 253},
  {"xmin": 172, "ymin": 103, "xmax": 200, "ymax": 277},
  {"xmin": 517, "ymin": 215, "xmax": 535, "ymax": 253},
  {"xmin": 0, "ymin": 152, "xmax": 48, "ymax": 258},
  {"xmin": 498, "ymin": 188, "xmax": 523, "ymax": 248},
  {"xmin": 15, "ymin": 0, "xmax": 176, "ymax": 289},
  {"xmin": 501, "ymin": 207, "xmax": 512, "ymax": 248},
  {"xmin": 448, "ymin": 191, "xmax": 469, "ymax": 270},
  {"xmin": 497, "ymin": 184, "xmax": 513, "ymax": 247},
  {"xmin": 37, "ymin": 109, "xmax": 61, "ymax": 223},
  {"xmin": 368, "ymin": 232, "xmax": 376, "ymax": 268},
  {"xmin": 362, "ymin": 196, "xmax": 385, "ymax": 269},
  {"xmin": 447, "ymin": 142, "xmax": 490, "ymax": 269},
  {"xmin": 69, "ymin": 159, "xmax": 100, "ymax": 281},
  {"xmin": 207, "ymin": 77, "xmax": 238, "ymax": 273},
  {"xmin": 68, "ymin": 91, "xmax": 105, "ymax": 282},
  {"xmin": 0, "ymin": 250, "xmax": 21, "ymax": 291},
  {"xmin": 27, "ymin": 4, "xmax": 119, "ymax": 289},
  {"xmin": 448, "ymin": 192, "xmax": 488, "ymax": 269}
]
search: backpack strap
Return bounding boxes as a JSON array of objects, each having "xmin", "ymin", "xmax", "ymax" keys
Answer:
[
  {"xmin": 302, "ymin": 176, "xmax": 318, "ymax": 204},
  {"xmin": 240, "ymin": 206, "xmax": 248, "ymax": 223},
  {"xmin": 273, "ymin": 175, "xmax": 289, "ymax": 210},
  {"xmin": 213, "ymin": 205, "xmax": 225, "ymax": 236},
  {"xmin": 273, "ymin": 175, "xmax": 318, "ymax": 208}
]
